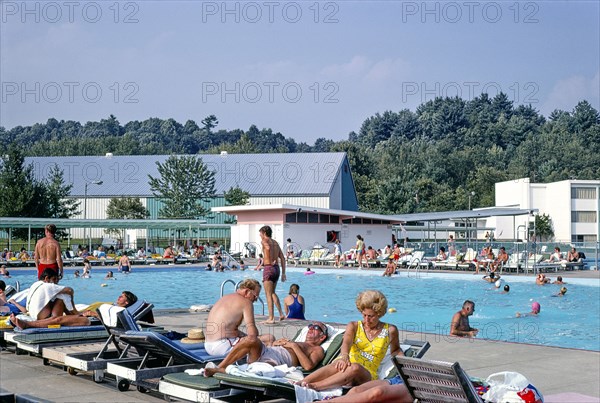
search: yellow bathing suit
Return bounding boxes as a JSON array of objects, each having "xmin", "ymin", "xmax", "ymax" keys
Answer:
[{"xmin": 349, "ymin": 321, "xmax": 390, "ymax": 379}]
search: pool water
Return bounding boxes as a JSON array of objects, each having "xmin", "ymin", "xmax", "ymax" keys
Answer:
[{"xmin": 6, "ymin": 267, "xmax": 599, "ymax": 351}]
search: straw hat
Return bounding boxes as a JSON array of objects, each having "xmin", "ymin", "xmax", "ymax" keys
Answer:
[{"xmin": 181, "ymin": 328, "xmax": 205, "ymax": 344}]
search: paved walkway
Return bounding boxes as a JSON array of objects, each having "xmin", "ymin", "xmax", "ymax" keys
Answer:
[{"xmin": 1, "ymin": 308, "xmax": 599, "ymax": 402}]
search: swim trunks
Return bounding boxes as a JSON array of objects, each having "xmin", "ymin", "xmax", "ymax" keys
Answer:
[
  {"xmin": 262, "ymin": 264, "xmax": 280, "ymax": 283},
  {"xmin": 259, "ymin": 345, "xmax": 293, "ymax": 366},
  {"xmin": 120, "ymin": 265, "xmax": 130, "ymax": 273},
  {"xmin": 37, "ymin": 262, "xmax": 60, "ymax": 280},
  {"xmin": 205, "ymin": 337, "xmax": 241, "ymax": 356}
]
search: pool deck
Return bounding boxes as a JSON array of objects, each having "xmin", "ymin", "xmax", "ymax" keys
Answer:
[{"xmin": 1, "ymin": 266, "xmax": 598, "ymax": 402}]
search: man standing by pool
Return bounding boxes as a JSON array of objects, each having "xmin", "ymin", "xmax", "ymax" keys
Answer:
[
  {"xmin": 35, "ymin": 224, "xmax": 63, "ymax": 280},
  {"xmin": 260, "ymin": 225, "xmax": 286, "ymax": 324},
  {"xmin": 450, "ymin": 300, "xmax": 479, "ymax": 338}
]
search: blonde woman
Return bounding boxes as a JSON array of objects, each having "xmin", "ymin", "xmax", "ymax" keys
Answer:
[{"xmin": 300, "ymin": 290, "xmax": 400, "ymax": 391}]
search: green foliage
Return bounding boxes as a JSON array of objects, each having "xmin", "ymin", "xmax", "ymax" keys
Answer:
[
  {"xmin": 106, "ymin": 197, "xmax": 149, "ymax": 219},
  {"xmin": 529, "ymin": 213, "xmax": 554, "ymax": 242},
  {"xmin": 148, "ymin": 155, "xmax": 216, "ymax": 219},
  {"xmin": 105, "ymin": 197, "xmax": 149, "ymax": 238},
  {"xmin": 2, "ymin": 95, "xmax": 598, "ymax": 216},
  {"xmin": 224, "ymin": 186, "xmax": 250, "ymax": 206},
  {"xmin": 0, "ymin": 147, "xmax": 78, "ymax": 239}
]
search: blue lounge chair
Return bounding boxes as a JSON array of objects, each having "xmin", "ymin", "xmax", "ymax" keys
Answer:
[{"xmin": 106, "ymin": 330, "xmax": 225, "ymax": 393}]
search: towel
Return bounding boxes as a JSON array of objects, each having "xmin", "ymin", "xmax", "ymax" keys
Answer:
[
  {"xmin": 293, "ymin": 384, "xmax": 342, "ymax": 403},
  {"xmin": 184, "ymin": 362, "xmax": 217, "ymax": 376},
  {"xmin": 97, "ymin": 304, "xmax": 125, "ymax": 327},
  {"xmin": 26, "ymin": 281, "xmax": 73, "ymax": 319}
]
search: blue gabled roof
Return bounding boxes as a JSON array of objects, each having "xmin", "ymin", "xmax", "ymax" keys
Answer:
[{"xmin": 26, "ymin": 152, "xmax": 354, "ymax": 198}]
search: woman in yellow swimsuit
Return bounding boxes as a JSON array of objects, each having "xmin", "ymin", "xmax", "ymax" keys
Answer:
[{"xmin": 301, "ymin": 290, "xmax": 400, "ymax": 391}]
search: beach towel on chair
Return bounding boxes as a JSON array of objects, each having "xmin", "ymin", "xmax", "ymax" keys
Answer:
[{"xmin": 97, "ymin": 304, "xmax": 125, "ymax": 327}]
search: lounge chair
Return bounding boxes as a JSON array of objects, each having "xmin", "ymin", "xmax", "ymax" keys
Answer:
[
  {"xmin": 105, "ymin": 330, "xmax": 225, "ymax": 392},
  {"xmin": 159, "ymin": 325, "xmax": 345, "ymax": 402},
  {"xmin": 63, "ymin": 300, "xmax": 156, "ymax": 381},
  {"xmin": 206, "ymin": 337, "xmax": 428, "ymax": 403},
  {"xmin": 4, "ymin": 299, "xmax": 154, "ymax": 356},
  {"xmin": 394, "ymin": 355, "xmax": 483, "ymax": 403}
]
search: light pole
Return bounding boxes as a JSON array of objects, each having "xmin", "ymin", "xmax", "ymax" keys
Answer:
[
  {"xmin": 468, "ymin": 191, "xmax": 475, "ymax": 210},
  {"xmin": 84, "ymin": 180, "xmax": 103, "ymax": 251}
]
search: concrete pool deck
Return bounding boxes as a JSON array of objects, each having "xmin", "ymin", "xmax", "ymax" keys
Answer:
[{"xmin": 1, "ymin": 308, "xmax": 599, "ymax": 402}]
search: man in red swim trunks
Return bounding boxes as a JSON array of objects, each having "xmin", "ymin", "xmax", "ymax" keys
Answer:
[
  {"xmin": 259, "ymin": 225, "xmax": 286, "ymax": 324},
  {"xmin": 35, "ymin": 224, "xmax": 63, "ymax": 280}
]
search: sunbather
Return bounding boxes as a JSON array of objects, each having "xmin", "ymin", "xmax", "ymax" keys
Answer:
[
  {"xmin": 325, "ymin": 376, "xmax": 411, "ymax": 402},
  {"xmin": 27, "ymin": 268, "xmax": 77, "ymax": 320},
  {"xmin": 0, "ymin": 280, "xmax": 25, "ymax": 315},
  {"xmin": 204, "ymin": 279, "xmax": 271, "ymax": 356},
  {"xmin": 10, "ymin": 290, "xmax": 137, "ymax": 329},
  {"xmin": 204, "ymin": 321, "xmax": 329, "ymax": 377},
  {"xmin": 299, "ymin": 290, "xmax": 400, "ymax": 391}
]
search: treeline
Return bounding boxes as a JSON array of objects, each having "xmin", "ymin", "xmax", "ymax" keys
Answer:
[{"xmin": 1, "ymin": 93, "xmax": 599, "ymax": 214}]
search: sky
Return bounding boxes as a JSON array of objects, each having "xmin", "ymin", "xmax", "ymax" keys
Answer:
[{"xmin": 1, "ymin": 0, "xmax": 599, "ymax": 144}]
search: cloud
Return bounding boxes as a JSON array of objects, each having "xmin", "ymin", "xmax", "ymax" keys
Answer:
[
  {"xmin": 542, "ymin": 72, "xmax": 600, "ymax": 114},
  {"xmin": 320, "ymin": 56, "xmax": 410, "ymax": 85}
]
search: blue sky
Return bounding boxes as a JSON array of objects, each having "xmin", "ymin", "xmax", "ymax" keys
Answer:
[{"xmin": 1, "ymin": 1, "xmax": 598, "ymax": 144}]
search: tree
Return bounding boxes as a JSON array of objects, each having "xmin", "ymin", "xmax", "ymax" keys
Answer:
[
  {"xmin": 529, "ymin": 213, "xmax": 554, "ymax": 242},
  {"xmin": 106, "ymin": 197, "xmax": 150, "ymax": 239},
  {"xmin": 224, "ymin": 186, "xmax": 250, "ymax": 206},
  {"xmin": 222, "ymin": 186, "xmax": 250, "ymax": 224},
  {"xmin": 201, "ymin": 115, "xmax": 219, "ymax": 134},
  {"xmin": 148, "ymin": 155, "xmax": 216, "ymax": 219}
]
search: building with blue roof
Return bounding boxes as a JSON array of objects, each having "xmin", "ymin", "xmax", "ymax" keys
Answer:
[{"xmin": 25, "ymin": 152, "xmax": 358, "ymax": 247}]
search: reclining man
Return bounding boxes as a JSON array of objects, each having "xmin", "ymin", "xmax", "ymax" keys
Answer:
[
  {"xmin": 205, "ymin": 321, "xmax": 329, "ymax": 377},
  {"xmin": 11, "ymin": 290, "xmax": 137, "ymax": 329}
]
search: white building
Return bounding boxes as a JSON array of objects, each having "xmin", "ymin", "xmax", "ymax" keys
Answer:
[
  {"xmin": 493, "ymin": 178, "xmax": 600, "ymax": 243},
  {"xmin": 212, "ymin": 204, "xmax": 402, "ymax": 256}
]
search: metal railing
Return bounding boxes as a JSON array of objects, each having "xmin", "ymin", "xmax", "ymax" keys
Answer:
[{"xmin": 220, "ymin": 279, "xmax": 265, "ymax": 315}]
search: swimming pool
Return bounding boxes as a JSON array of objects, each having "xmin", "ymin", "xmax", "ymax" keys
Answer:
[{"xmin": 6, "ymin": 266, "xmax": 600, "ymax": 351}]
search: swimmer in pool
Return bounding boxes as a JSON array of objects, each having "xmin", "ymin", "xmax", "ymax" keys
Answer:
[
  {"xmin": 482, "ymin": 271, "xmax": 500, "ymax": 283},
  {"xmin": 556, "ymin": 287, "xmax": 567, "ymax": 297},
  {"xmin": 516, "ymin": 301, "xmax": 540, "ymax": 317},
  {"xmin": 305, "ymin": 268, "xmax": 315, "ymax": 275},
  {"xmin": 501, "ymin": 284, "xmax": 510, "ymax": 294},
  {"xmin": 553, "ymin": 276, "xmax": 566, "ymax": 285}
]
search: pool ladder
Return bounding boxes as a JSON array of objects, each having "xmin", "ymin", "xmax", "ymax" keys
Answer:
[
  {"xmin": 220, "ymin": 279, "xmax": 265, "ymax": 315},
  {"xmin": 407, "ymin": 256, "xmax": 425, "ymax": 277}
]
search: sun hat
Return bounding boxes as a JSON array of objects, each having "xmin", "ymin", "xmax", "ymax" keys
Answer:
[{"xmin": 181, "ymin": 328, "xmax": 205, "ymax": 343}]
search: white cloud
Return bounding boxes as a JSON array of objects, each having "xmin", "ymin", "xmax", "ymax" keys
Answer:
[{"xmin": 542, "ymin": 72, "xmax": 600, "ymax": 114}]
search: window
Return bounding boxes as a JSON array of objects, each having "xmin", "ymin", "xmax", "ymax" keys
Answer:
[
  {"xmin": 327, "ymin": 230, "xmax": 340, "ymax": 243},
  {"xmin": 342, "ymin": 218, "xmax": 351, "ymax": 224},
  {"xmin": 352, "ymin": 217, "xmax": 362, "ymax": 224},
  {"xmin": 571, "ymin": 211, "xmax": 597, "ymax": 223},
  {"xmin": 319, "ymin": 214, "xmax": 329, "ymax": 224},
  {"xmin": 572, "ymin": 234, "xmax": 597, "ymax": 242},
  {"xmin": 362, "ymin": 218, "xmax": 372, "ymax": 224},
  {"xmin": 571, "ymin": 187, "xmax": 597, "ymax": 199},
  {"xmin": 285, "ymin": 213, "xmax": 296, "ymax": 223},
  {"xmin": 297, "ymin": 212, "xmax": 307, "ymax": 223},
  {"xmin": 308, "ymin": 213, "xmax": 319, "ymax": 223},
  {"xmin": 330, "ymin": 215, "xmax": 339, "ymax": 224}
]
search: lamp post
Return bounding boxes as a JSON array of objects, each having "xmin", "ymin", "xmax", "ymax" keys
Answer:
[
  {"xmin": 84, "ymin": 180, "xmax": 103, "ymax": 251},
  {"xmin": 468, "ymin": 191, "xmax": 475, "ymax": 210}
]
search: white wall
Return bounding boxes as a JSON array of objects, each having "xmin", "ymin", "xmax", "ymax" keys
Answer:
[{"xmin": 248, "ymin": 196, "xmax": 330, "ymax": 208}]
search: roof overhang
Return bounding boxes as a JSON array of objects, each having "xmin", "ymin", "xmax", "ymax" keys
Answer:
[
  {"xmin": 0, "ymin": 217, "xmax": 232, "ymax": 230},
  {"xmin": 212, "ymin": 204, "xmax": 405, "ymax": 224},
  {"xmin": 391, "ymin": 207, "xmax": 539, "ymax": 222}
]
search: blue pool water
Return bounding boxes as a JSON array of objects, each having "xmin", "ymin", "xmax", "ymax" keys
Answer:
[{"xmin": 6, "ymin": 267, "xmax": 600, "ymax": 351}]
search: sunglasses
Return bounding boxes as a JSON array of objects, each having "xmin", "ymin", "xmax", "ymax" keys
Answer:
[{"xmin": 308, "ymin": 323, "xmax": 328, "ymax": 337}]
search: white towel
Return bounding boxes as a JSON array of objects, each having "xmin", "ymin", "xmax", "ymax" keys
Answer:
[
  {"xmin": 293, "ymin": 385, "xmax": 342, "ymax": 403},
  {"xmin": 184, "ymin": 362, "xmax": 217, "ymax": 376},
  {"xmin": 97, "ymin": 304, "xmax": 124, "ymax": 327},
  {"xmin": 26, "ymin": 281, "xmax": 73, "ymax": 319}
]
